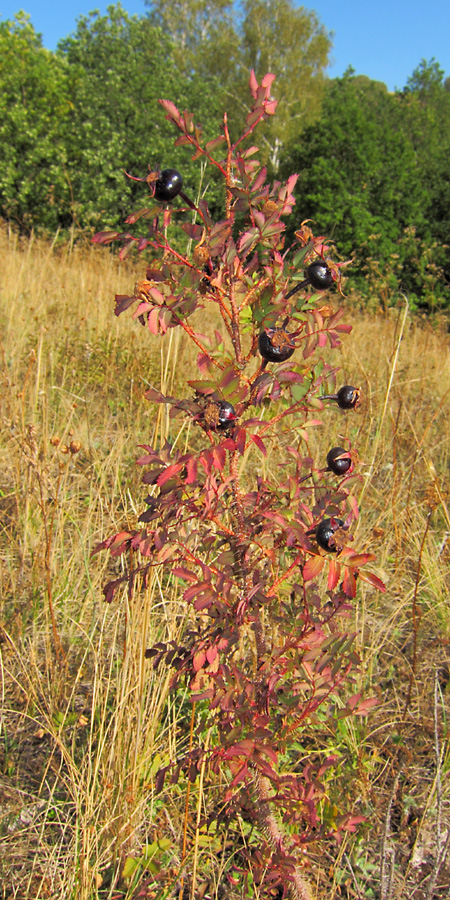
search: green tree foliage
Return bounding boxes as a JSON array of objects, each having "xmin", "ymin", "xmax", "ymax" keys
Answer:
[
  {"xmin": 284, "ymin": 69, "xmax": 450, "ymax": 309},
  {"xmin": 58, "ymin": 4, "xmax": 223, "ymax": 231},
  {"xmin": 147, "ymin": 0, "xmax": 332, "ymax": 168},
  {"xmin": 238, "ymin": 0, "xmax": 331, "ymax": 167},
  {"xmin": 147, "ymin": 0, "xmax": 237, "ymax": 84},
  {"xmin": 0, "ymin": 13, "xmax": 71, "ymax": 232},
  {"xmin": 0, "ymin": 3, "xmax": 449, "ymax": 315},
  {"xmin": 401, "ymin": 59, "xmax": 450, "ymax": 252}
]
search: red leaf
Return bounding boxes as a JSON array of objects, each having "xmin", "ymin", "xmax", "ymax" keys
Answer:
[
  {"xmin": 344, "ymin": 552, "xmax": 376, "ymax": 568},
  {"xmin": 206, "ymin": 646, "xmax": 218, "ymax": 665},
  {"xmin": 114, "ymin": 294, "xmax": 136, "ymax": 316},
  {"xmin": 185, "ymin": 457, "xmax": 197, "ymax": 484},
  {"xmin": 261, "ymin": 72, "xmax": 276, "ymax": 90},
  {"xmin": 327, "ymin": 558, "xmax": 341, "ymax": 590},
  {"xmin": 212, "ymin": 445, "xmax": 226, "ymax": 470},
  {"xmin": 358, "ymin": 570, "xmax": 386, "ymax": 592},
  {"xmin": 155, "ymin": 766, "xmax": 168, "ymax": 794},
  {"xmin": 205, "ymin": 135, "xmax": 226, "ymax": 153},
  {"xmin": 103, "ymin": 578, "xmax": 121, "ymax": 604},
  {"xmin": 303, "ymin": 555, "xmax": 325, "ymax": 582},
  {"xmin": 249, "ymin": 69, "xmax": 258, "ymax": 98},
  {"xmin": 92, "ymin": 230, "xmax": 119, "ymax": 245},
  {"xmin": 158, "ymin": 98, "xmax": 182, "ymax": 126},
  {"xmin": 342, "ymin": 567, "xmax": 357, "ymax": 598},
  {"xmin": 191, "ymin": 689, "xmax": 214, "ymax": 701},
  {"xmin": 172, "ymin": 567, "xmax": 197, "ymax": 583},
  {"xmin": 355, "ymin": 696, "xmax": 378, "ymax": 716},
  {"xmin": 184, "ymin": 581, "xmax": 211, "ymax": 602},
  {"xmin": 234, "ymin": 428, "xmax": 246, "ymax": 455},
  {"xmin": 193, "ymin": 650, "xmax": 206, "ymax": 672},
  {"xmin": 157, "ymin": 463, "xmax": 184, "ymax": 487},
  {"xmin": 264, "ymin": 100, "xmax": 277, "ymax": 115},
  {"xmin": 147, "ymin": 307, "xmax": 160, "ymax": 334},
  {"xmin": 342, "ymin": 815, "xmax": 366, "ymax": 832},
  {"xmin": 250, "ymin": 433, "xmax": 267, "ymax": 456}
]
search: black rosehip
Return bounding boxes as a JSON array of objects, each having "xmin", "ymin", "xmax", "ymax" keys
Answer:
[
  {"xmin": 286, "ymin": 258, "xmax": 335, "ymax": 299},
  {"xmin": 306, "ymin": 260, "xmax": 334, "ymax": 291},
  {"xmin": 326, "ymin": 446, "xmax": 352, "ymax": 476},
  {"xmin": 316, "ymin": 518, "xmax": 345, "ymax": 552},
  {"xmin": 218, "ymin": 401, "xmax": 237, "ymax": 430},
  {"xmin": 336, "ymin": 385, "xmax": 360, "ymax": 409},
  {"xmin": 321, "ymin": 385, "xmax": 361, "ymax": 410},
  {"xmin": 154, "ymin": 168, "xmax": 183, "ymax": 202},
  {"xmin": 258, "ymin": 328, "xmax": 295, "ymax": 363},
  {"xmin": 204, "ymin": 400, "xmax": 237, "ymax": 431}
]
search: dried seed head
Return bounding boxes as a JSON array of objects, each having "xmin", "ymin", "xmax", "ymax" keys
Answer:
[
  {"xmin": 135, "ymin": 279, "xmax": 154, "ymax": 301},
  {"xmin": 424, "ymin": 483, "xmax": 442, "ymax": 510},
  {"xmin": 69, "ymin": 441, "xmax": 82, "ymax": 455},
  {"xmin": 261, "ymin": 200, "xmax": 278, "ymax": 217},
  {"xmin": 193, "ymin": 244, "xmax": 210, "ymax": 267}
]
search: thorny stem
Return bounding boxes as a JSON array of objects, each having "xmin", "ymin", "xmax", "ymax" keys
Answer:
[
  {"xmin": 224, "ymin": 113, "xmax": 233, "ymax": 221},
  {"xmin": 229, "ymin": 451, "xmax": 250, "ymax": 591},
  {"xmin": 229, "ymin": 281, "xmax": 243, "ymax": 363},
  {"xmin": 169, "ymin": 312, "xmax": 225, "ymax": 369},
  {"xmin": 232, "ymin": 109, "xmax": 267, "ymax": 153},
  {"xmin": 238, "ymin": 275, "xmax": 272, "ymax": 312},
  {"xmin": 223, "ymin": 123, "xmax": 244, "ymax": 364},
  {"xmin": 254, "ymin": 771, "xmax": 312, "ymax": 900}
]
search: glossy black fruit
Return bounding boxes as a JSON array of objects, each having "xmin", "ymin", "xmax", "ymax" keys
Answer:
[
  {"xmin": 285, "ymin": 259, "xmax": 334, "ymax": 299},
  {"xmin": 336, "ymin": 385, "xmax": 360, "ymax": 409},
  {"xmin": 258, "ymin": 329, "xmax": 295, "ymax": 363},
  {"xmin": 321, "ymin": 385, "xmax": 361, "ymax": 410},
  {"xmin": 154, "ymin": 168, "xmax": 183, "ymax": 202},
  {"xmin": 326, "ymin": 447, "xmax": 352, "ymax": 476},
  {"xmin": 204, "ymin": 400, "xmax": 237, "ymax": 431},
  {"xmin": 316, "ymin": 518, "xmax": 345, "ymax": 552},
  {"xmin": 217, "ymin": 401, "xmax": 237, "ymax": 429},
  {"xmin": 306, "ymin": 260, "xmax": 333, "ymax": 291}
]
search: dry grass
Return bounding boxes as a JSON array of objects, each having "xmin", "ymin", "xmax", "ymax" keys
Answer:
[{"xmin": 0, "ymin": 227, "xmax": 449, "ymax": 899}]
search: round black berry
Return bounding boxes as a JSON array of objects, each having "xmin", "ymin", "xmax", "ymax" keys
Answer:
[
  {"xmin": 306, "ymin": 260, "xmax": 334, "ymax": 291},
  {"xmin": 326, "ymin": 447, "xmax": 352, "ymax": 476},
  {"xmin": 217, "ymin": 401, "xmax": 237, "ymax": 430},
  {"xmin": 154, "ymin": 168, "xmax": 183, "ymax": 202},
  {"xmin": 258, "ymin": 329, "xmax": 295, "ymax": 363},
  {"xmin": 336, "ymin": 385, "xmax": 360, "ymax": 410},
  {"xmin": 316, "ymin": 518, "xmax": 345, "ymax": 552},
  {"xmin": 204, "ymin": 400, "xmax": 237, "ymax": 431}
]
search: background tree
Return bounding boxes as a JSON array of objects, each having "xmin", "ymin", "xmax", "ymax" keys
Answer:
[
  {"xmin": 0, "ymin": 13, "xmax": 71, "ymax": 232},
  {"xmin": 400, "ymin": 59, "xmax": 450, "ymax": 285},
  {"xmin": 237, "ymin": 0, "xmax": 331, "ymax": 168},
  {"xmin": 283, "ymin": 70, "xmax": 450, "ymax": 309},
  {"xmin": 147, "ymin": 0, "xmax": 237, "ymax": 85},
  {"xmin": 58, "ymin": 4, "xmax": 223, "ymax": 231},
  {"xmin": 147, "ymin": 0, "xmax": 332, "ymax": 169}
]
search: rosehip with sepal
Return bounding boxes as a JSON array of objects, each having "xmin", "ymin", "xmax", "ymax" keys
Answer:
[
  {"xmin": 154, "ymin": 168, "xmax": 183, "ymax": 202},
  {"xmin": 326, "ymin": 446, "xmax": 352, "ymax": 476},
  {"xmin": 258, "ymin": 328, "xmax": 295, "ymax": 363},
  {"xmin": 321, "ymin": 385, "xmax": 361, "ymax": 410},
  {"xmin": 203, "ymin": 400, "xmax": 237, "ymax": 431},
  {"xmin": 316, "ymin": 518, "xmax": 345, "ymax": 552},
  {"xmin": 218, "ymin": 401, "xmax": 237, "ymax": 430}
]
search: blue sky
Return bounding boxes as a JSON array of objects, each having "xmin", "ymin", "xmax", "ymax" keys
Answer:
[{"xmin": 1, "ymin": 0, "xmax": 449, "ymax": 91}]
